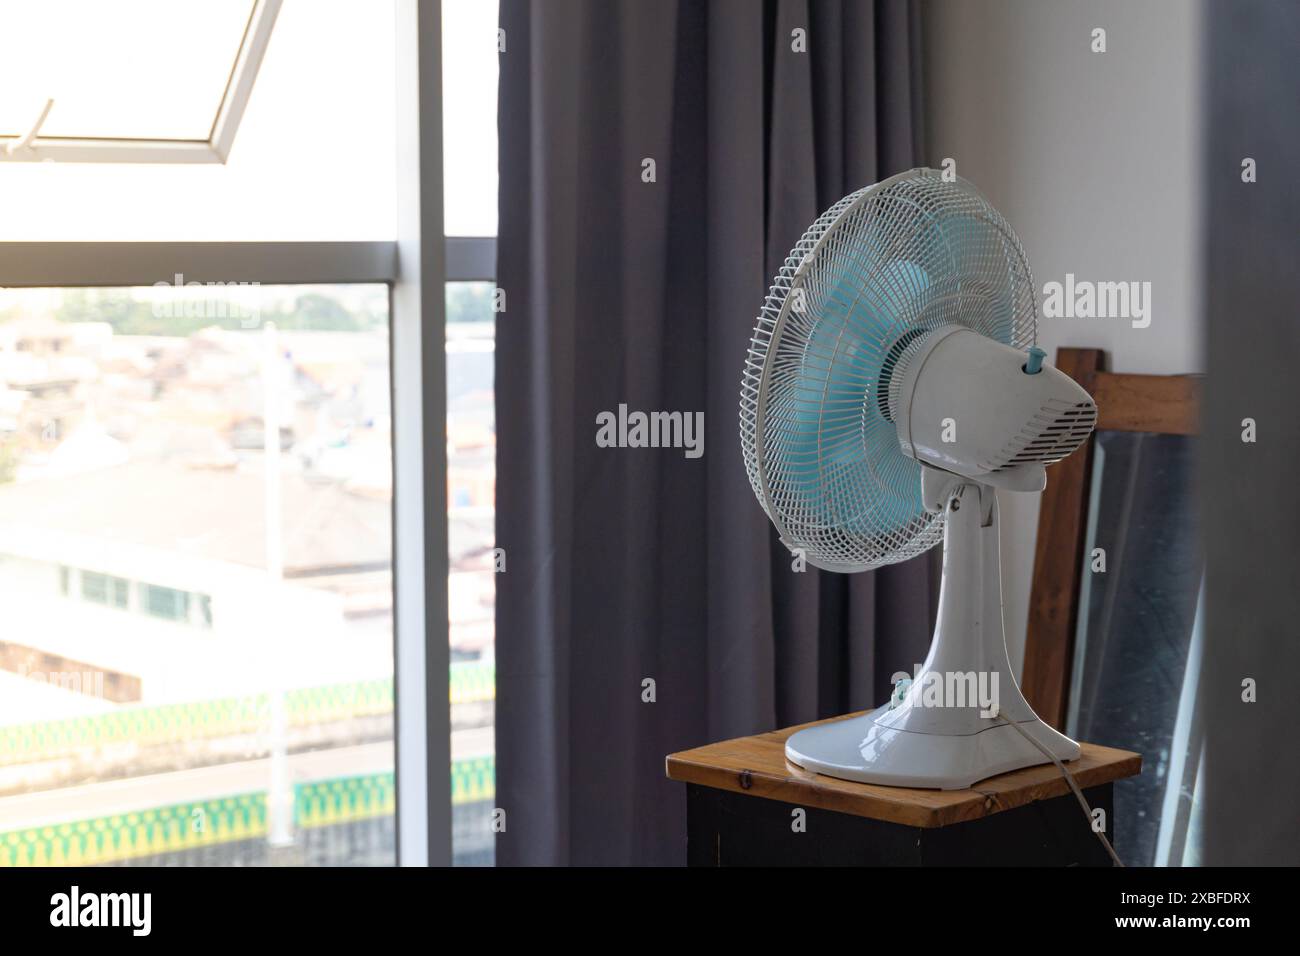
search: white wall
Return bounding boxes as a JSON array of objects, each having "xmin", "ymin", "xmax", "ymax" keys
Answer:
[{"xmin": 922, "ymin": 0, "xmax": 1205, "ymax": 670}]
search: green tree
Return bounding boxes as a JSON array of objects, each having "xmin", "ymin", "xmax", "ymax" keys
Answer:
[{"xmin": 0, "ymin": 442, "xmax": 18, "ymax": 485}]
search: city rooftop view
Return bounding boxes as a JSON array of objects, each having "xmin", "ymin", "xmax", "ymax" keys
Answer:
[{"xmin": 0, "ymin": 283, "xmax": 497, "ymax": 866}]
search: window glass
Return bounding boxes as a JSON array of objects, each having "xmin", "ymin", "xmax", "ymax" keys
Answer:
[
  {"xmin": 0, "ymin": 1, "xmax": 397, "ymax": 241},
  {"xmin": 142, "ymin": 584, "xmax": 191, "ymax": 623},
  {"xmin": 446, "ymin": 282, "xmax": 495, "ymax": 866},
  {"xmin": 442, "ymin": 0, "xmax": 499, "ymax": 237},
  {"xmin": 81, "ymin": 571, "xmax": 129, "ymax": 609},
  {"xmin": 0, "ymin": 1, "xmax": 255, "ymax": 140},
  {"xmin": 0, "ymin": 284, "xmax": 396, "ymax": 866}
]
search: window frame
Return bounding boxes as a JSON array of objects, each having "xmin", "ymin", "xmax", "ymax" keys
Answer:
[
  {"xmin": 0, "ymin": 0, "xmax": 473, "ymax": 870},
  {"xmin": 445, "ymin": 237, "xmax": 496, "ymax": 282},
  {"xmin": 0, "ymin": 0, "xmax": 281, "ymax": 165},
  {"xmin": 0, "ymin": 236, "xmax": 437, "ymax": 863}
]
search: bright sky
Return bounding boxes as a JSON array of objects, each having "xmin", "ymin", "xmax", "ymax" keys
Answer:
[
  {"xmin": 0, "ymin": 1, "xmax": 252, "ymax": 140},
  {"xmin": 442, "ymin": 0, "xmax": 500, "ymax": 237},
  {"xmin": 0, "ymin": 0, "xmax": 498, "ymax": 241}
]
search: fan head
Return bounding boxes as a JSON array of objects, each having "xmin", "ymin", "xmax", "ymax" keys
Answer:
[{"xmin": 739, "ymin": 168, "xmax": 1038, "ymax": 572}]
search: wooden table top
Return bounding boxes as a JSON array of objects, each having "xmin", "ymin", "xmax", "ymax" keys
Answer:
[{"xmin": 665, "ymin": 712, "xmax": 1141, "ymax": 829}]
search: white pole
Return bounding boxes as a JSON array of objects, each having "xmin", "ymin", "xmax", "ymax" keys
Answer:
[
  {"xmin": 263, "ymin": 323, "xmax": 285, "ymax": 578},
  {"xmin": 263, "ymin": 321, "xmax": 293, "ymax": 849}
]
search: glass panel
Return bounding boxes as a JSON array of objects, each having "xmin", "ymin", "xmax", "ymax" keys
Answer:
[
  {"xmin": 442, "ymin": 0, "xmax": 499, "ymax": 237},
  {"xmin": 80, "ymin": 570, "xmax": 110, "ymax": 605},
  {"xmin": 81, "ymin": 570, "xmax": 129, "ymax": 609},
  {"xmin": 0, "ymin": 1, "xmax": 255, "ymax": 140},
  {"xmin": 1068, "ymin": 430, "xmax": 1203, "ymax": 866},
  {"xmin": 0, "ymin": 1, "xmax": 397, "ymax": 241},
  {"xmin": 141, "ymin": 583, "xmax": 191, "ymax": 622},
  {"xmin": 0, "ymin": 284, "xmax": 395, "ymax": 866},
  {"xmin": 446, "ymin": 282, "xmax": 495, "ymax": 865}
]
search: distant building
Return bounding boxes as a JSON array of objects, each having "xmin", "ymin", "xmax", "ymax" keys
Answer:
[{"xmin": 0, "ymin": 458, "xmax": 393, "ymax": 713}]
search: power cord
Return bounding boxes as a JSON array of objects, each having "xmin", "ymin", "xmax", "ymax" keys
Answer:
[{"xmin": 992, "ymin": 713, "xmax": 1125, "ymax": 867}]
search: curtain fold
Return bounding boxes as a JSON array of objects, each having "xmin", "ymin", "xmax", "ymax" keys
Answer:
[
  {"xmin": 495, "ymin": 0, "xmax": 929, "ymax": 866},
  {"xmin": 1196, "ymin": 0, "xmax": 1300, "ymax": 866}
]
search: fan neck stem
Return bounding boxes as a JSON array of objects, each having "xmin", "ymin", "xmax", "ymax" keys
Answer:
[{"xmin": 875, "ymin": 478, "xmax": 1041, "ymax": 735}]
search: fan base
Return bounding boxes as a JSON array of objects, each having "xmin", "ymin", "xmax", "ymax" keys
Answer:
[{"xmin": 785, "ymin": 706, "xmax": 1081, "ymax": 791}]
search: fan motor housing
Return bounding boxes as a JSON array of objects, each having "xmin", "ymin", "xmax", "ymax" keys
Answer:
[{"xmin": 892, "ymin": 326, "xmax": 1097, "ymax": 492}]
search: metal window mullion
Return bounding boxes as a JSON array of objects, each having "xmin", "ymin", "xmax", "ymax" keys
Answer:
[
  {"xmin": 0, "ymin": 242, "xmax": 399, "ymax": 288},
  {"xmin": 444, "ymin": 237, "xmax": 496, "ymax": 282},
  {"xmin": 391, "ymin": 0, "xmax": 451, "ymax": 868}
]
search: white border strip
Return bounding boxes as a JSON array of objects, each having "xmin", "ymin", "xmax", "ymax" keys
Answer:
[{"xmin": 392, "ymin": 0, "xmax": 451, "ymax": 867}]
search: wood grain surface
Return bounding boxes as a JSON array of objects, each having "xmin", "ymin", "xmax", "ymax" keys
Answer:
[{"xmin": 665, "ymin": 711, "xmax": 1140, "ymax": 829}]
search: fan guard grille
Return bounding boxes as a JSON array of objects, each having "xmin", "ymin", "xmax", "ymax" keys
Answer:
[{"xmin": 739, "ymin": 168, "xmax": 1037, "ymax": 571}]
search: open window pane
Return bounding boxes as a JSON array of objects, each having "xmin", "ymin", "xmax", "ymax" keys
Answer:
[
  {"xmin": 0, "ymin": 285, "xmax": 396, "ymax": 866},
  {"xmin": 0, "ymin": 1, "xmax": 396, "ymax": 240},
  {"xmin": 0, "ymin": 1, "xmax": 256, "ymax": 141}
]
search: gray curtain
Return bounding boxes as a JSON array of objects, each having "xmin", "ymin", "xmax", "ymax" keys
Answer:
[
  {"xmin": 1197, "ymin": 0, "xmax": 1300, "ymax": 866},
  {"xmin": 495, "ymin": 0, "xmax": 930, "ymax": 866}
]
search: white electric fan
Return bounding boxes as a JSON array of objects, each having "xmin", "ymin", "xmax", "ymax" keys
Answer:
[{"xmin": 740, "ymin": 167, "xmax": 1098, "ymax": 790}]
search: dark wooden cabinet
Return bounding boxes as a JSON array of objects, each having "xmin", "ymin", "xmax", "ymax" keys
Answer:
[{"xmin": 667, "ymin": 714, "xmax": 1140, "ymax": 867}]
